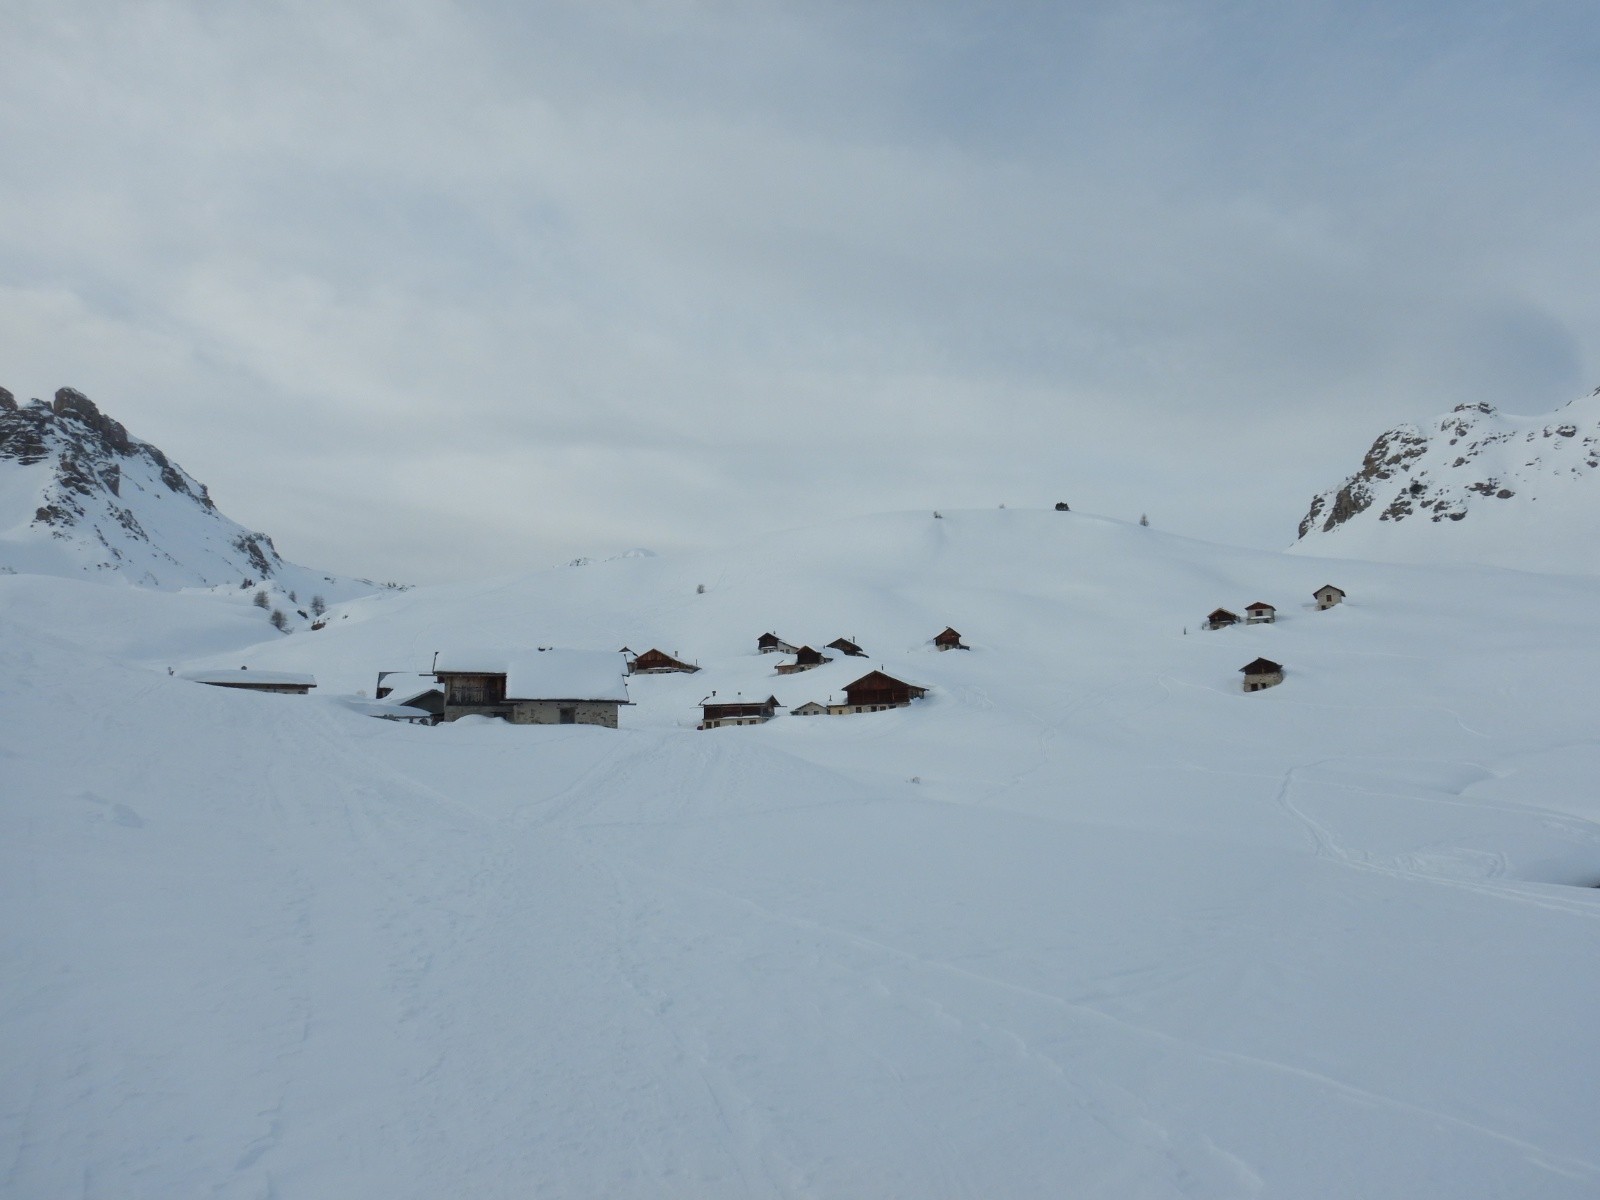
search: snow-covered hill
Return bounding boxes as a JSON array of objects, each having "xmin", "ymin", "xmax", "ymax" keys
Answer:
[
  {"xmin": 4, "ymin": 507, "xmax": 1599, "ymax": 1198},
  {"xmin": 1292, "ymin": 392, "xmax": 1600, "ymax": 573},
  {"xmin": 0, "ymin": 385, "xmax": 377, "ymax": 598}
]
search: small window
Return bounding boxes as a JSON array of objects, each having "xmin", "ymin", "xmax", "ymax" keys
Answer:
[{"xmin": 559, "ymin": 707, "xmax": 577, "ymax": 724}]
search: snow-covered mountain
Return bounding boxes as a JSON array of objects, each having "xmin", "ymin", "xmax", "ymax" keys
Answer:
[
  {"xmin": 1292, "ymin": 391, "xmax": 1600, "ymax": 573},
  {"xmin": 0, "ymin": 385, "xmax": 374, "ymax": 597},
  {"xmin": 4, "ymin": 505, "xmax": 1598, "ymax": 1199}
]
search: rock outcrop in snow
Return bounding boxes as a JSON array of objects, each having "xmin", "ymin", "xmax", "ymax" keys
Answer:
[
  {"xmin": 0, "ymin": 385, "xmax": 369, "ymax": 594},
  {"xmin": 1292, "ymin": 392, "xmax": 1600, "ymax": 574}
]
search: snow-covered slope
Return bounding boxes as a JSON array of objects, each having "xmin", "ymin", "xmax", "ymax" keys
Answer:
[
  {"xmin": 1292, "ymin": 392, "xmax": 1600, "ymax": 573},
  {"xmin": 0, "ymin": 385, "xmax": 375, "ymax": 598},
  {"xmin": 4, "ymin": 507, "xmax": 1599, "ymax": 1199}
]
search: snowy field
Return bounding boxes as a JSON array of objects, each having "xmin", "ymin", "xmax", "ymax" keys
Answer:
[{"xmin": 4, "ymin": 508, "xmax": 1598, "ymax": 1198}]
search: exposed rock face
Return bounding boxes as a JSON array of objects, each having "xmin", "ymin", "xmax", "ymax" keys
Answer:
[
  {"xmin": 0, "ymin": 384, "xmax": 324, "ymax": 590},
  {"xmin": 1294, "ymin": 393, "xmax": 1600, "ymax": 574},
  {"xmin": 1299, "ymin": 400, "xmax": 1600, "ymax": 539}
]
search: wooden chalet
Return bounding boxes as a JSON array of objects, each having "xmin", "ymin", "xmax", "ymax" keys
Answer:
[
  {"xmin": 1313, "ymin": 584, "xmax": 1346, "ymax": 610},
  {"xmin": 699, "ymin": 695, "xmax": 781, "ymax": 729},
  {"xmin": 933, "ymin": 627, "xmax": 969, "ymax": 651},
  {"xmin": 828, "ymin": 671, "xmax": 928, "ymax": 715},
  {"xmin": 1244, "ymin": 602, "xmax": 1276, "ymax": 625},
  {"xmin": 757, "ymin": 632, "xmax": 798, "ymax": 655},
  {"xmin": 628, "ymin": 648, "xmax": 700, "ymax": 675},
  {"xmin": 433, "ymin": 650, "xmax": 631, "ymax": 727},
  {"xmin": 1239, "ymin": 658, "xmax": 1285, "ymax": 692},
  {"xmin": 790, "ymin": 701, "xmax": 830, "ymax": 716},
  {"xmin": 775, "ymin": 645, "xmax": 832, "ymax": 675},
  {"xmin": 826, "ymin": 637, "xmax": 867, "ymax": 658},
  {"xmin": 181, "ymin": 667, "xmax": 315, "ymax": 695},
  {"xmin": 1205, "ymin": 608, "xmax": 1241, "ymax": 630}
]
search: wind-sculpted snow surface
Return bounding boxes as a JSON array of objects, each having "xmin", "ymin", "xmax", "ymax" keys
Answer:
[{"xmin": 3, "ymin": 509, "xmax": 1599, "ymax": 1198}]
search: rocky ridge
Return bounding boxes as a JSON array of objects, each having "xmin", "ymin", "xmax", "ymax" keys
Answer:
[
  {"xmin": 0, "ymin": 386, "xmax": 364, "ymax": 593},
  {"xmin": 1294, "ymin": 391, "xmax": 1600, "ymax": 573}
]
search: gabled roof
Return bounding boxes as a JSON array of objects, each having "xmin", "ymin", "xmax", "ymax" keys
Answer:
[
  {"xmin": 1313, "ymin": 584, "xmax": 1346, "ymax": 596},
  {"xmin": 843, "ymin": 669, "xmax": 927, "ymax": 695},
  {"xmin": 827, "ymin": 637, "xmax": 866, "ymax": 656},
  {"xmin": 1207, "ymin": 608, "xmax": 1240, "ymax": 620},
  {"xmin": 935, "ymin": 626, "xmax": 962, "ymax": 638},
  {"xmin": 1239, "ymin": 657, "xmax": 1283, "ymax": 675},
  {"xmin": 631, "ymin": 648, "xmax": 697, "ymax": 670},
  {"xmin": 1245, "ymin": 601, "xmax": 1275, "ymax": 611},
  {"xmin": 434, "ymin": 649, "xmax": 630, "ymax": 702}
]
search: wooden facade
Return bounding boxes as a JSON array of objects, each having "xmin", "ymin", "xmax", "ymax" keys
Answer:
[
  {"xmin": 699, "ymin": 695, "xmax": 781, "ymax": 729},
  {"xmin": 933, "ymin": 627, "xmax": 969, "ymax": 651},
  {"xmin": 628, "ymin": 648, "xmax": 700, "ymax": 675},
  {"xmin": 757, "ymin": 632, "xmax": 798, "ymax": 655},
  {"xmin": 1206, "ymin": 608, "xmax": 1241, "ymax": 630},
  {"xmin": 1239, "ymin": 657, "xmax": 1285, "ymax": 692},
  {"xmin": 828, "ymin": 671, "xmax": 928, "ymax": 714}
]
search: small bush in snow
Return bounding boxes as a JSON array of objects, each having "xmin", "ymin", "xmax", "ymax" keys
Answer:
[
  {"xmin": 269, "ymin": 609, "xmax": 289, "ymax": 632},
  {"xmin": 252, "ymin": 590, "xmax": 269, "ymax": 609},
  {"xmin": 309, "ymin": 595, "xmax": 327, "ymax": 617}
]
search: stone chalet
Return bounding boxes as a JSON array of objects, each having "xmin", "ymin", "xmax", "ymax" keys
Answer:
[
  {"xmin": 1239, "ymin": 658, "xmax": 1285, "ymax": 692},
  {"xmin": 181, "ymin": 667, "xmax": 315, "ymax": 695},
  {"xmin": 933, "ymin": 627, "xmax": 969, "ymax": 651},
  {"xmin": 433, "ymin": 649, "xmax": 631, "ymax": 727},
  {"xmin": 1205, "ymin": 608, "xmax": 1241, "ymax": 630},
  {"xmin": 1244, "ymin": 602, "xmax": 1276, "ymax": 624},
  {"xmin": 775, "ymin": 645, "xmax": 832, "ymax": 675},
  {"xmin": 628, "ymin": 648, "xmax": 700, "ymax": 675},
  {"xmin": 699, "ymin": 695, "xmax": 781, "ymax": 729},
  {"xmin": 757, "ymin": 632, "xmax": 798, "ymax": 655},
  {"xmin": 828, "ymin": 671, "xmax": 928, "ymax": 715},
  {"xmin": 1313, "ymin": 585, "xmax": 1346, "ymax": 610}
]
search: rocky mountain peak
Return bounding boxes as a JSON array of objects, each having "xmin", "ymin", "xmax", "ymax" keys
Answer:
[
  {"xmin": 0, "ymin": 384, "xmax": 359, "ymax": 593},
  {"xmin": 1293, "ymin": 392, "xmax": 1600, "ymax": 574}
]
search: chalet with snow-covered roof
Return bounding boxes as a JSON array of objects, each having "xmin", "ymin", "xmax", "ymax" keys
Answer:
[
  {"xmin": 699, "ymin": 695, "xmax": 781, "ymax": 729},
  {"xmin": 627, "ymin": 648, "xmax": 700, "ymax": 675},
  {"xmin": 1239, "ymin": 658, "xmax": 1284, "ymax": 692},
  {"xmin": 790, "ymin": 701, "xmax": 830, "ymax": 716},
  {"xmin": 775, "ymin": 645, "xmax": 832, "ymax": 675},
  {"xmin": 181, "ymin": 668, "xmax": 315, "ymax": 695},
  {"xmin": 1313, "ymin": 585, "xmax": 1346, "ymax": 610},
  {"xmin": 1244, "ymin": 602, "xmax": 1276, "ymax": 625},
  {"xmin": 433, "ymin": 649, "xmax": 631, "ymax": 727},
  {"xmin": 933, "ymin": 627, "xmax": 969, "ymax": 651},
  {"xmin": 375, "ymin": 671, "xmax": 444, "ymax": 723},
  {"xmin": 826, "ymin": 637, "xmax": 867, "ymax": 658},
  {"xmin": 1206, "ymin": 608, "xmax": 1240, "ymax": 630},
  {"xmin": 757, "ymin": 632, "xmax": 798, "ymax": 655},
  {"xmin": 828, "ymin": 671, "xmax": 928, "ymax": 715}
]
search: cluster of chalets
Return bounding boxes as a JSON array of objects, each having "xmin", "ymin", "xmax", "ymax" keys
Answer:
[{"xmin": 1201, "ymin": 585, "xmax": 1347, "ymax": 693}]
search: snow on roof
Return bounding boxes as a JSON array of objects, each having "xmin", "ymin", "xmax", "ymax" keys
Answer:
[
  {"xmin": 180, "ymin": 668, "xmax": 316, "ymax": 687},
  {"xmin": 434, "ymin": 648, "xmax": 630, "ymax": 702},
  {"xmin": 376, "ymin": 671, "xmax": 441, "ymax": 705}
]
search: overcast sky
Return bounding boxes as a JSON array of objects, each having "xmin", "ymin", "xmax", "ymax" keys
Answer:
[{"xmin": 2, "ymin": 0, "xmax": 1596, "ymax": 583}]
